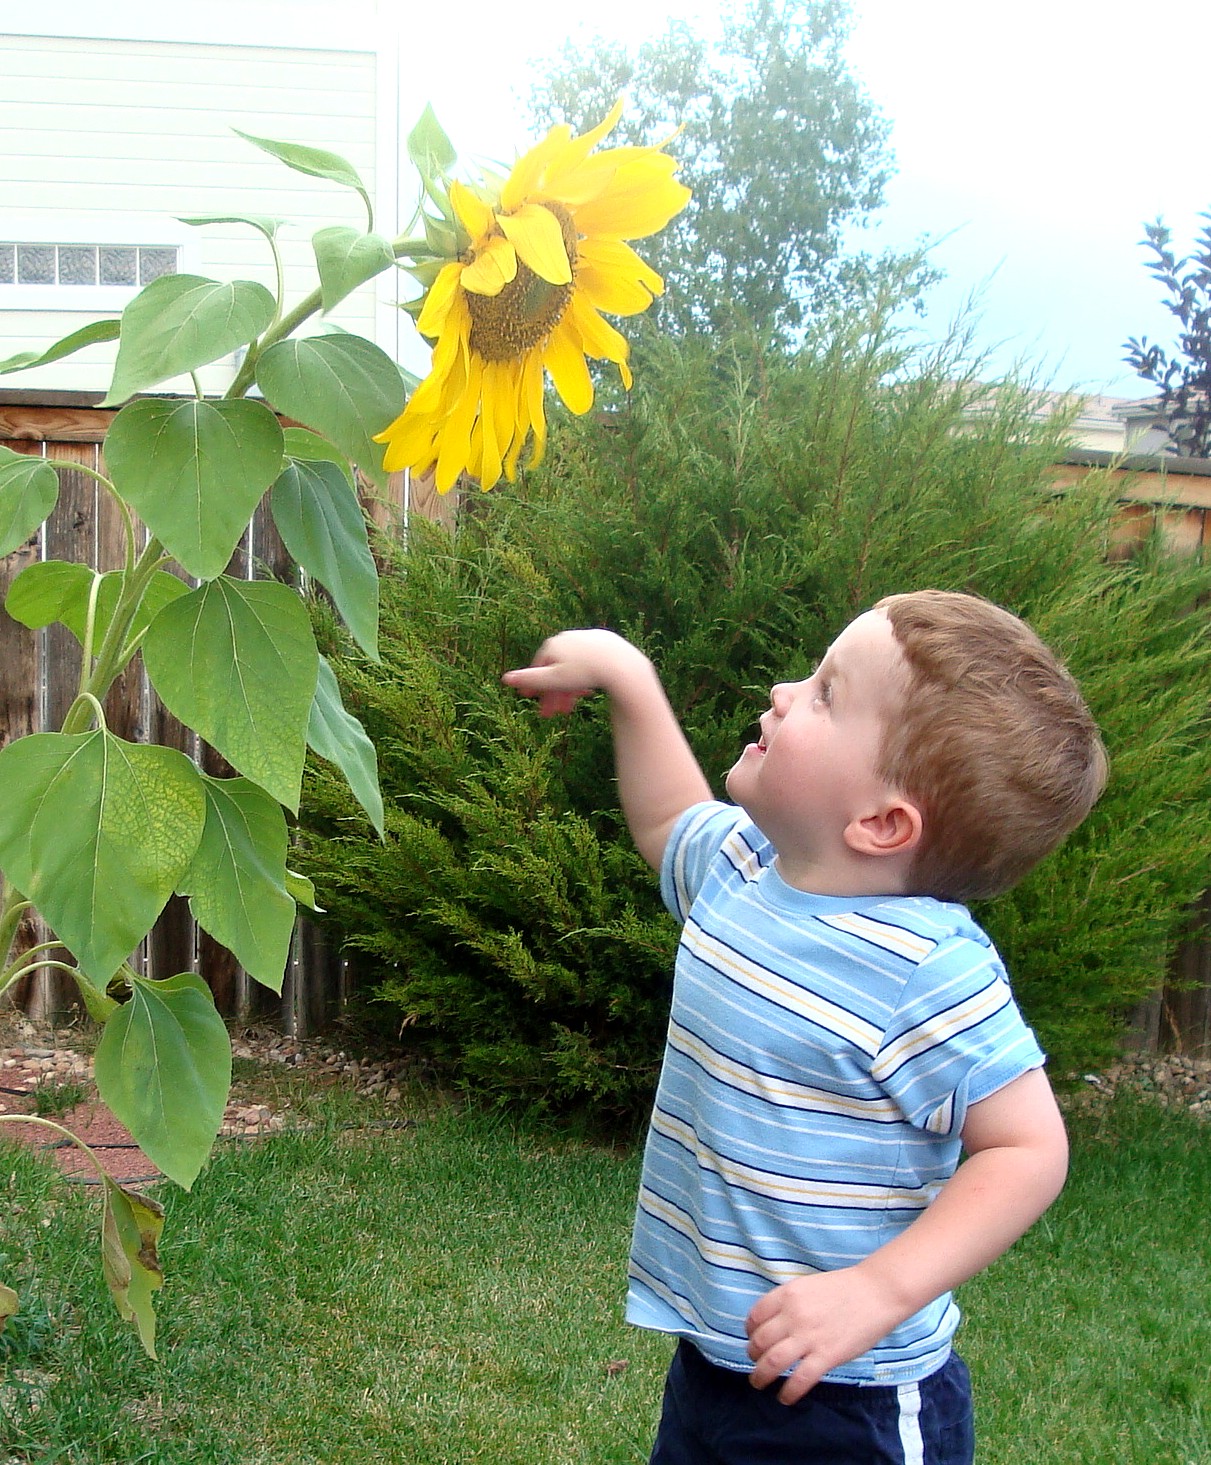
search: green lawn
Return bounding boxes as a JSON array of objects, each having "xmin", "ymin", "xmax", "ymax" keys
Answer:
[{"xmin": 1, "ymin": 1089, "xmax": 1208, "ymax": 1464}]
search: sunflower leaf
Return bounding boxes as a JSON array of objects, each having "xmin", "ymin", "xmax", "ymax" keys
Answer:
[
  {"xmin": 0, "ymin": 731, "xmax": 206, "ymax": 988},
  {"xmin": 234, "ymin": 130, "xmax": 373, "ymax": 223},
  {"xmin": 270, "ymin": 457, "xmax": 379, "ymax": 659},
  {"xmin": 100, "ymin": 1176, "xmax": 165, "ymax": 1357},
  {"xmin": 177, "ymin": 776, "xmax": 295, "ymax": 993},
  {"xmin": 103, "ymin": 397, "xmax": 284, "ymax": 581},
  {"xmin": 407, "ymin": 104, "xmax": 457, "ymax": 181},
  {"xmin": 5, "ymin": 561, "xmax": 188, "ymax": 648},
  {"xmin": 95, "ymin": 972, "xmax": 232, "ymax": 1193},
  {"xmin": 102, "ymin": 274, "xmax": 276, "ymax": 406},
  {"xmin": 312, "ymin": 226, "xmax": 395, "ymax": 314},
  {"xmin": 0, "ymin": 318, "xmax": 121, "ymax": 378},
  {"xmin": 0, "ymin": 445, "xmax": 59, "ymax": 556},
  {"xmin": 255, "ymin": 334, "xmax": 404, "ymax": 490},
  {"xmin": 143, "ymin": 577, "xmax": 318, "ymax": 812},
  {"xmin": 307, "ymin": 656, "xmax": 384, "ymax": 837}
]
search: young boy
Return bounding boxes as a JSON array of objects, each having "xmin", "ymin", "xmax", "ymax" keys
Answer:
[{"xmin": 503, "ymin": 590, "xmax": 1107, "ymax": 1465}]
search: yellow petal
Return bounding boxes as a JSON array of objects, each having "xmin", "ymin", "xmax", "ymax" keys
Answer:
[
  {"xmin": 577, "ymin": 238, "xmax": 664, "ymax": 316},
  {"xmin": 414, "ymin": 261, "xmax": 463, "ymax": 337},
  {"xmin": 478, "ymin": 362, "xmax": 505, "ymax": 490},
  {"xmin": 574, "ymin": 157, "xmax": 691, "ymax": 240},
  {"xmin": 567, "ymin": 289, "xmax": 630, "ymax": 367},
  {"xmin": 450, "ymin": 179, "xmax": 495, "ymax": 242},
  {"xmin": 542, "ymin": 98, "xmax": 624, "ymax": 187},
  {"xmin": 543, "ymin": 322, "xmax": 594, "ymax": 415},
  {"xmin": 501, "ymin": 123, "xmax": 572, "ymax": 211},
  {"xmin": 497, "ymin": 204, "xmax": 572, "ymax": 286},
  {"xmin": 459, "ymin": 235, "xmax": 518, "ymax": 297},
  {"xmin": 435, "ymin": 356, "xmax": 483, "ymax": 492}
]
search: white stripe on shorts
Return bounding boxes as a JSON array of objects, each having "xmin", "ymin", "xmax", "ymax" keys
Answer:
[{"xmin": 896, "ymin": 1379, "xmax": 925, "ymax": 1465}]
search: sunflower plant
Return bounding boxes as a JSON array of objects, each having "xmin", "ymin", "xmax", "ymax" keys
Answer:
[{"xmin": 0, "ymin": 104, "xmax": 687, "ymax": 1356}]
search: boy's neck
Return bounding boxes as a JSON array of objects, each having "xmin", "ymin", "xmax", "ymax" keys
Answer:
[{"xmin": 771, "ymin": 851, "xmax": 914, "ymax": 900}]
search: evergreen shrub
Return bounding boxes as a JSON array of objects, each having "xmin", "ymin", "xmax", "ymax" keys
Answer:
[{"xmin": 299, "ymin": 306, "xmax": 1211, "ymax": 1118}]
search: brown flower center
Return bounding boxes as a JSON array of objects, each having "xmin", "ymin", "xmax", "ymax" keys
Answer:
[{"xmin": 465, "ymin": 203, "xmax": 578, "ymax": 363}]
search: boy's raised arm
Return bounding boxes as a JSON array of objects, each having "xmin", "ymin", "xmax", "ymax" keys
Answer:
[{"xmin": 503, "ymin": 629, "xmax": 712, "ymax": 871}]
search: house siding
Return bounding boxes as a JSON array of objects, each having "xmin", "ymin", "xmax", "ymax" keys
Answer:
[{"xmin": 1, "ymin": 26, "xmax": 405, "ymax": 394}]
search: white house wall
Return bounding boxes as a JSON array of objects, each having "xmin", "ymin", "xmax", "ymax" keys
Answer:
[{"xmin": 1, "ymin": 13, "xmax": 412, "ymax": 395}]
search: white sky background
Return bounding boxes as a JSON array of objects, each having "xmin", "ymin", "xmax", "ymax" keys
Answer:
[{"xmin": 423, "ymin": 0, "xmax": 1211, "ymax": 400}]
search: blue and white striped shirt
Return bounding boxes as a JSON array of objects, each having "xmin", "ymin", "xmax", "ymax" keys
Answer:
[{"xmin": 625, "ymin": 802, "xmax": 1045, "ymax": 1385}]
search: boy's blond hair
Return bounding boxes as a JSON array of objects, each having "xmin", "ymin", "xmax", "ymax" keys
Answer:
[{"xmin": 875, "ymin": 590, "xmax": 1108, "ymax": 903}]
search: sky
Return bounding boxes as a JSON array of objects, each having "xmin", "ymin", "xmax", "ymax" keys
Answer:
[{"xmin": 419, "ymin": 0, "xmax": 1211, "ymax": 401}]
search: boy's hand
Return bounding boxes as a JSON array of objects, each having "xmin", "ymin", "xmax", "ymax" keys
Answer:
[
  {"xmin": 744, "ymin": 1267, "xmax": 902, "ymax": 1405},
  {"xmin": 502, "ymin": 629, "xmax": 648, "ymax": 718}
]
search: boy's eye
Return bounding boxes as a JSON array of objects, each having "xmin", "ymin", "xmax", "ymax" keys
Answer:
[{"xmin": 813, "ymin": 682, "xmax": 832, "ymax": 708}]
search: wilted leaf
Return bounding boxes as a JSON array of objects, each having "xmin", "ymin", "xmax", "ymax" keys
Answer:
[
  {"xmin": 143, "ymin": 577, "xmax": 318, "ymax": 811},
  {"xmin": 0, "ymin": 732, "xmax": 206, "ymax": 988},
  {"xmin": 177, "ymin": 777, "xmax": 295, "ymax": 992},
  {"xmin": 0, "ymin": 1280, "xmax": 18, "ymax": 1331},
  {"xmin": 307, "ymin": 657, "xmax": 384, "ymax": 836},
  {"xmin": 100, "ymin": 1176, "xmax": 165, "ymax": 1357},
  {"xmin": 95, "ymin": 972, "xmax": 231, "ymax": 1192}
]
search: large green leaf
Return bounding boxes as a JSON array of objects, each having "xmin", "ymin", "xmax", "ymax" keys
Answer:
[
  {"xmin": 177, "ymin": 776, "xmax": 295, "ymax": 992},
  {"xmin": 308, "ymin": 656, "xmax": 384, "ymax": 837},
  {"xmin": 0, "ymin": 318, "xmax": 121, "ymax": 377},
  {"xmin": 255, "ymin": 334, "xmax": 405, "ymax": 489},
  {"xmin": 0, "ymin": 445, "xmax": 59, "ymax": 556},
  {"xmin": 99, "ymin": 1177, "xmax": 165, "ymax": 1357},
  {"xmin": 0, "ymin": 732, "xmax": 205, "ymax": 988},
  {"xmin": 143, "ymin": 578, "xmax": 317, "ymax": 811},
  {"xmin": 313, "ymin": 226, "xmax": 395, "ymax": 313},
  {"xmin": 6, "ymin": 561, "xmax": 189, "ymax": 650},
  {"xmin": 95, "ymin": 972, "xmax": 231, "ymax": 1193},
  {"xmin": 102, "ymin": 274, "xmax": 277, "ymax": 406},
  {"xmin": 103, "ymin": 397, "xmax": 284, "ymax": 580},
  {"xmin": 270, "ymin": 458, "xmax": 379, "ymax": 659}
]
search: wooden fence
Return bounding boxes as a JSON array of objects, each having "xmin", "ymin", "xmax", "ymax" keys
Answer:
[
  {"xmin": 1, "ymin": 398, "xmax": 1208, "ymax": 1051},
  {"xmin": 0, "ymin": 393, "xmax": 453, "ymax": 1036}
]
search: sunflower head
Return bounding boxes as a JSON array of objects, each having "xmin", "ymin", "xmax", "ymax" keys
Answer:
[{"xmin": 376, "ymin": 102, "xmax": 690, "ymax": 493}]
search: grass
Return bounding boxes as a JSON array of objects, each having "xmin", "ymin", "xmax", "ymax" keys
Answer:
[{"xmin": 0, "ymin": 1087, "xmax": 1209, "ymax": 1464}]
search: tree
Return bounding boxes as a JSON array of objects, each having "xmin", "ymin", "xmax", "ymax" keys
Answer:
[
  {"xmin": 1123, "ymin": 212, "xmax": 1211, "ymax": 458},
  {"xmin": 526, "ymin": 0, "xmax": 897, "ymax": 341}
]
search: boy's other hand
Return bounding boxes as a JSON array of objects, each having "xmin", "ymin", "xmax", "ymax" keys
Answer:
[{"xmin": 744, "ymin": 1267, "xmax": 903, "ymax": 1405}]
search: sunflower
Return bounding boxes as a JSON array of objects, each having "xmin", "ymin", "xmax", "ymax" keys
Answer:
[{"xmin": 375, "ymin": 101, "xmax": 690, "ymax": 492}]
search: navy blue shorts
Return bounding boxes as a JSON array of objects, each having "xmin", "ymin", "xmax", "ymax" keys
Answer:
[{"xmin": 649, "ymin": 1340, "xmax": 975, "ymax": 1465}]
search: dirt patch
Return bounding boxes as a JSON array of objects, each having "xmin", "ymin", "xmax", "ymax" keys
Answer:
[{"xmin": 0, "ymin": 1015, "xmax": 416, "ymax": 1187}]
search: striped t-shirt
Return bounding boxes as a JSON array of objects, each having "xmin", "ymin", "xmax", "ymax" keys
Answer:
[{"xmin": 625, "ymin": 801, "xmax": 1045, "ymax": 1385}]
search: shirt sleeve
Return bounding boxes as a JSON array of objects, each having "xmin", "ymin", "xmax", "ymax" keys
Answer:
[
  {"xmin": 870, "ymin": 936, "xmax": 1046, "ymax": 1139},
  {"xmin": 659, "ymin": 801, "xmax": 748, "ymax": 922}
]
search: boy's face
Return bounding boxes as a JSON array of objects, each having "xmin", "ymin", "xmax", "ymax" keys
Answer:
[{"xmin": 725, "ymin": 609, "xmax": 911, "ymax": 879}]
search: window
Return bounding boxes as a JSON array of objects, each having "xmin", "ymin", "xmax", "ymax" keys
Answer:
[{"xmin": 0, "ymin": 242, "xmax": 179, "ymax": 288}]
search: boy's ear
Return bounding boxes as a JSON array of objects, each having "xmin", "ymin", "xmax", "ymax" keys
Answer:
[{"xmin": 844, "ymin": 798, "xmax": 923, "ymax": 860}]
